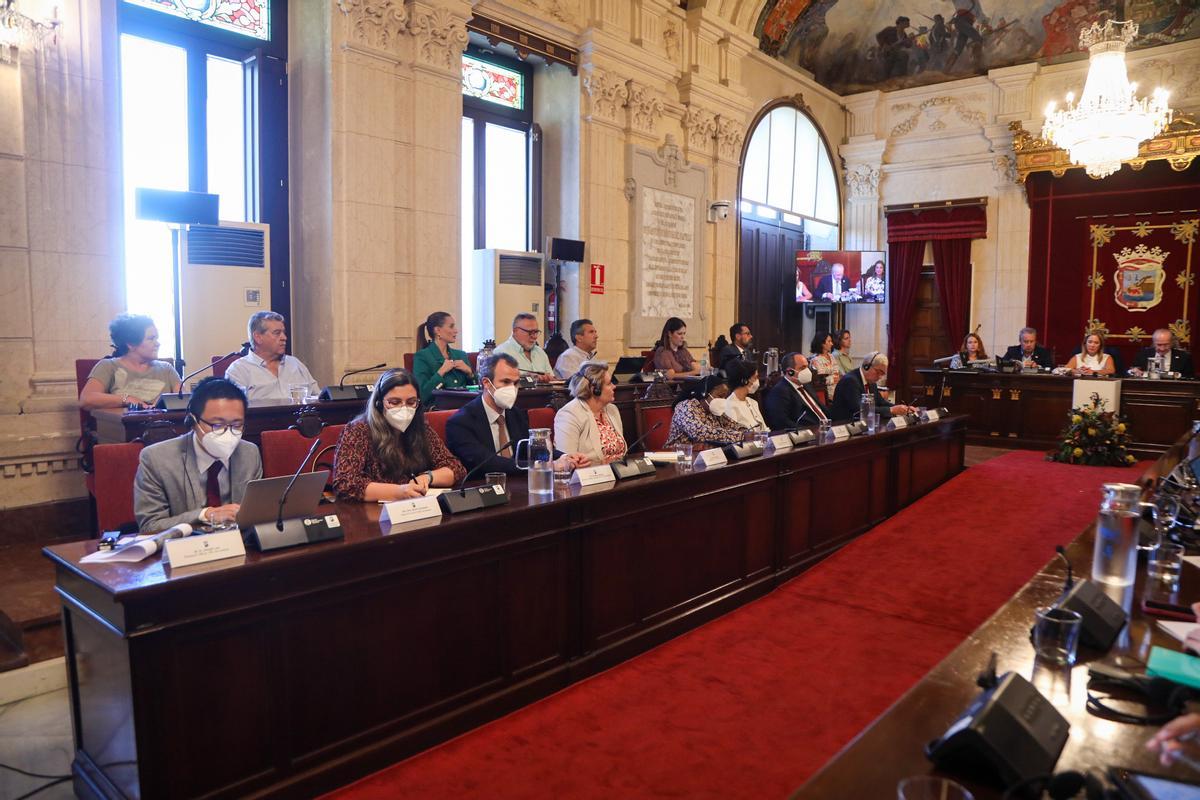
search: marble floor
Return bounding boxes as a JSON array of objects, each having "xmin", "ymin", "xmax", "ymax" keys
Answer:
[{"xmin": 0, "ymin": 688, "xmax": 74, "ymax": 799}]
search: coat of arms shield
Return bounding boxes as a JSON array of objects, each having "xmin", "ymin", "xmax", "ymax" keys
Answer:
[{"xmin": 1112, "ymin": 244, "xmax": 1167, "ymax": 312}]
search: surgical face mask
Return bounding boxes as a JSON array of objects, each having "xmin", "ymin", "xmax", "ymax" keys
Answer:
[
  {"xmin": 708, "ymin": 396, "xmax": 728, "ymax": 417},
  {"xmin": 490, "ymin": 384, "xmax": 518, "ymax": 410},
  {"xmin": 794, "ymin": 367, "xmax": 813, "ymax": 385},
  {"xmin": 385, "ymin": 406, "xmax": 416, "ymax": 432},
  {"xmin": 748, "ymin": 379, "xmax": 760, "ymax": 394},
  {"xmin": 201, "ymin": 427, "xmax": 242, "ymax": 460}
]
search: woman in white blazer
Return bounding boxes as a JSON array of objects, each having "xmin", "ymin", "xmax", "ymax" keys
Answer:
[{"xmin": 553, "ymin": 361, "xmax": 627, "ymax": 465}]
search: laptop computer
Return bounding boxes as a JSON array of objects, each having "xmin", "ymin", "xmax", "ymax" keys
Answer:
[
  {"xmin": 613, "ymin": 356, "xmax": 648, "ymax": 383},
  {"xmin": 236, "ymin": 471, "xmax": 329, "ymax": 529}
]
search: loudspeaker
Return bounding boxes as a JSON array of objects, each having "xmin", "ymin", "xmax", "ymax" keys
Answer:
[
  {"xmin": 1057, "ymin": 579, "xmax": 1127, "ymax": 650},
  {"xmin": 926, "ymin": 672, "xmax": 1069, "ymax": 788},
  {"xmin": 547, "ymin": 237, "xmax": 585, "ymax": 263},
  {"xmin": 722, "ymin": 441, "xmax": 765, "ymax": 461}
]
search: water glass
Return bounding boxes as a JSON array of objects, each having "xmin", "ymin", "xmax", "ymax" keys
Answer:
[
  {"xmin": 1148, "ymin": 542, "xmax": 1185, "ymax": 587},
  {"xmin": 289, "ymin": 384, "xmax": 308, "ymax": 405},
  {"xmin": 675, "ymin": 442, "xmax": 694, "ymax": 471},
  {"xmin": 818, "ymin": 419, "xmax": 833, "ymax": 443},
  {"xmin": 1032, "ymin": 606, "xmax": 1082, "ymax": 665},
  {"xmin": 485, "ymin": 472, "xmax": 506, "ymax": 492},
  {"xmin": 754, "ymin": 430, "xmax": 770, "ymax": 451},
  {"xmin": 553, "ymin": 461, "xmax": 574, "ymax": 485},
  {"xmin": 897, "ymin": 776, "xmax": 974, "ymax": 800},
  {"xmin": 861, "ymin": 394, "xmax": 876, "ymax": 433}
]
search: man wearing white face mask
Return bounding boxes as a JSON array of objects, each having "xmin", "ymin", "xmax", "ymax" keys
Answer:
[
  {"xmin": 133, "ymin": 377, "xmax": 262, "ymax": 532},
  {"xmin": 446, "ymin": 354, "xmax": 590, "ymax": 475},
  {"xmin": 763, "ymin": 352, "xmax": 829, "ymax": 431}
]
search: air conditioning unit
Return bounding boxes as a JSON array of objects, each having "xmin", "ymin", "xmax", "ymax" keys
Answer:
[
  {"xmin": 464, "ymin": 249, "xmax": 544, "ymax": 349},
  {"xmin": 179, "ymin": 221, "xmax": 271, "ymax": 377}
]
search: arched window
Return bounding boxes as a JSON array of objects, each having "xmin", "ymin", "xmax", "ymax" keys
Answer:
[{"xmin": 740, "ymin": 106, "xmax": 839, "ymax": 249}]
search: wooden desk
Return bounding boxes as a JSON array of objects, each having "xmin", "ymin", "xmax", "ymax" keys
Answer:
[
  {"xmin": 92, "ymin": 399, "xmax": 364, "ymax": 445},
  {"xmin": 46, "ymin": 417, "xmax": 965, "ymax": 800},
  {"xmin": 918, "ymin": 369, "xmax": 1200, "ymax": 457},
  {"xmin": 795, "ymin": 429, "xmax": 1200, "ymax": 799}
]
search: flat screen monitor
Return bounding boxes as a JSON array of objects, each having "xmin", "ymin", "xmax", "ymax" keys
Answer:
[{"xmin": 795, "ymin": 250, "xmax": 886, "ymax": 304}]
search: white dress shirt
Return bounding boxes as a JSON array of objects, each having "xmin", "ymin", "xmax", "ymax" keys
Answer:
[
  {"xmin": 483, "ymin": 399, "xmax": 505, "ymax": 452},
  {"xmin": 225, "ymin": 352, "xmax": 319, "ymax": 403},
  {"xmin": 494, "ymin": 337, "xmax": 554, "ymax": 375},
  {"xmin": 725, "ymin": 394, "xmax": 767, "ymax": 432},
  {"xmin": 555, "ymin": 345, "xmax": 596, "ymax": 380},
  {"xmin": 192, "ymin": 433, "xmax": 231, "ymax": 502}
]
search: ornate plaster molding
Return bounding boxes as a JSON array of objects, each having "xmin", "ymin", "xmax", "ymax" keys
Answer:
[
  {"xmin": 656, "ymin": 134, "xmax": 686, "ymax": 187},
  {"xmin": 715, "ymin": 115, "xmax": 745, "ymax": 162},
  {"xmin": 337, "ymin": 0, "xmax": 409, "ymax": 53},
  {"xmin": 582, "ymin": 67, "xmax": 629, "ymax": 124},
  {"xmin": 844, "ymin": 163, "xmax": 880, "ymax": 199},
  {"xmin": 890, "ymin": 95, "xmax": 986, "ymax": 138},
  {"xmin": 993, "ymin": 154, "xmax": 1017, "ymax": 185},
  {"xmin": 682, "ymin": 105, "xmax": 717, "ymax": 151},
  {"xmin": 624, "ymin": 177, "xmax": 636, "ymax": 202},
  {"xmin": 662, "ymin": 23, "xmax": 679, "ymax": 61},
  {"xmin": 626, "ymin": 80, "xmax": 664, "ymax": 135},
  {"xmin": 1, "ymin": 457, "xmax": 79, "ymax": 480},
  {"xmin": 410, "ymin": 6, "xmax": 469, "ymax": 72}
]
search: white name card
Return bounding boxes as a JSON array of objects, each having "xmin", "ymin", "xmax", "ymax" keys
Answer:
[
  {"xmin": 571, "ymin": 464, "xmax": 616, "ymax": 486},
  {"xmin": 381, "ymin": 495, "xmax": 443, "ymax": 525},
  {"xmin": 888, "ymin": 416, "xmax": 909, "ymax": 429},
  {"xmin": 694, "ymin": 447, "xmax": 728, "ymax": 468},
  {"xmin": 162, "ymin": 529, "xmax": 246, "ymax": 567},
  {"xmin": 925, "ymin": 409, "xmax": 942, "ymax": 422},
  {"xmin": 831, "ymin": 425, "xmax": 851, "ymax": 440},
  {"xmin": 768, "ymin": 433, "xmax": 794, "ymax": 451}
]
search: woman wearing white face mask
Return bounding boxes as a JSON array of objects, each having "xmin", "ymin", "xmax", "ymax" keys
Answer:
[
  {"xmin": 333, "ymin": 369, "xmax": 466, "ymax": 501},
  {"xmin": 664, "ymin": 373, "xmax": 750, "ymax": 447},
  {"xmin": 553, "ymin": 362, "xmax": 627, "ymax": 465},
  {"xmin": 723, "ymin": 361, "xmax": 768, "ymax": 433}
]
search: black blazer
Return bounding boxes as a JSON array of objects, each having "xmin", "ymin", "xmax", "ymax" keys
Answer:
[
  {"xmin": 717, "ymin": 344, "xmax": 748, "ymax": 369},
  {"xmin": 763, "ymin": 378, "xmax": 827, "ymax": 431},
  {"xmin": 1002, "ymin": 344, "xmax": 1054, "ymax": 369},
  {"xmin": 445, "ymin": 396, "xmax": 532, "ymax": 476},
  {"xmin": 815, "ymin": 275, "xmax": 851, "ymax": 300},
  {"xmin": 1133, "ymin": 346, "xmax": 1194, "ymax": 378},
  {"xmin": 829, "ymin": 368, "xmax": 893, "ymax": 422}
]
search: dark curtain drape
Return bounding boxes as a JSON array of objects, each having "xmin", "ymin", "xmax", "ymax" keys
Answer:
[
  {"xmin": 932, "ymin": 238, "xmax": 973, "ymax": 352},
  {"xmin": 886, "ymin": 240, "xmax": 927, "ymax": 389}
]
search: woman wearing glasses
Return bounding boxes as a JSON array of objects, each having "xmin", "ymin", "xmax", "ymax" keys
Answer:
[{"xmin": 333, "ymin": 368, "xmax": 466, "ymax": 501}]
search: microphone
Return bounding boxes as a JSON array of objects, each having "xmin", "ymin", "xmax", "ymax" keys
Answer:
[
  {"xmin": 158, "ymin": 342, "xmax": 250, "ymax": 410},
  {"xmin": 611, "ymin": 422, "xmax": 663, "ymax": 480},
  {"xmin": 441, "ymin": 440, "xmax": 516, "ymax": 514},
  {"xmin": 932, "ymin": 354, "xmax": 957, "ymax": 366},
  {"xmin": 276, "ymin": 434, "xmax": 324, "ymax": 531},
  {"xmin": 620, "ymin": 421, "xmax": 662, "ymax": 459},
  {"xmin": 455, "ymin": 440, "xmax": 516, "ymax": 493},
  {"xmin": 340, "ymin": 362, "xmax": 386, "ymax": 389}
]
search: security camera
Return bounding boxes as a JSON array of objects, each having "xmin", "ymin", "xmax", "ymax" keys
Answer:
[{"xmin": 708, "ymin": 200, "xmax": 732, "ymax": 223}]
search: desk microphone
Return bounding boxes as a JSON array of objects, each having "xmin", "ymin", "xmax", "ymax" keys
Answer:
[
  {"xmin": 442, "ymin": 441, "xmax": 515, "ymax": 514},
  {"xmin": 1054, "ymin": 545, "xmax": 1074, "ymax": 590},
  {"xmin": 341, "ymin": 362, "xmax": 386, "ymax": 389},
  {"xmin": 455, "ymin": 441, "xmax": 516, "ymax": 492},
  {"xmin": 158, "ymin": 342, "xmax": 251, "ymax": 409},
  {"xmin": 932, "ymin": 354, "xmax": 957, "ymax": 366},
  {"xmin": 620, "ymin": 421, "xmax": 662, "ymax": 458},
  {"xmin": 276, "ymin": 435, "xmax": 325, "ymax": 532}
]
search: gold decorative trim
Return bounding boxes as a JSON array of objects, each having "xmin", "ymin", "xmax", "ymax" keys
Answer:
[{"xmin": 1010, "ymin": 115, "xmax": 1200, "ymax": 183}]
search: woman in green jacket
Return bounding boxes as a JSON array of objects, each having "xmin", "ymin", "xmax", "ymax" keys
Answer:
[{"xmin": 413, "ymin": 311, "xmax": 474, "ymax": 403}]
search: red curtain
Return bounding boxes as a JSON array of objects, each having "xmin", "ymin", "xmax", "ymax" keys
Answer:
[
  {"xmin": 932, "ymin": 238, "xmax": 972, "ymax": 351},
  {"xmin": 885, "ymin": 206, "xmax": 987, "ymax": 243},
  {"xmin": 886, "ymin": 240, "xmax": 926, "ymax": 390}
]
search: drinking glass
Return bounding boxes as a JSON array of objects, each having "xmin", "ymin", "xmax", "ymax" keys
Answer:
[
  {"xmin": 818, "ymin": 419, "xmax": 833, "ymax": 443},
  {"xmin": 1032, "ymin": 606, "xmax": 1082, "ymax": 665},
  {"xmin": 675, "ymin": 443, "xmax": 694, "ymax": 471},
  {"xmin": 289, "ymin": 384, "xmax": 308, "ymax": 405},
  {"xmin": 897, "ymin": 776, "xmax": 974, "ymax": 800},
  {"xmin": 553, "ymin": 461, "xmax": 574, "ymax": 485},
  {"xmin": 1148, "ymin": 542, "xmax": 1185, "ymax": 587}
]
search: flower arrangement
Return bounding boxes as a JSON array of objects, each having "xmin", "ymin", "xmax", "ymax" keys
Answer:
[{"xmin": 1048, "ymin": 393, "xmax": 1136, "ymax": 466}]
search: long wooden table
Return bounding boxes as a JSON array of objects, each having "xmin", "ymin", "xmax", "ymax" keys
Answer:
[
  {"xmin": 796, "ymin": 428, "xmax": 1200, "ymax": 799},
  {"xmin": 92, "ymin": 399, "xmax": 364, "ymax": 445},
  {"xmin": 45, "ymin": 416, "xmax": 966, "ymax": 800},
  {"xmin": 918, "ymin": 368, "xmax": 1200, "ymax": 457}
]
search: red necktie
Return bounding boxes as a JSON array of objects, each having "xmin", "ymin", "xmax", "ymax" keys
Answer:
[
  {"xmin": 798, "ymin": 386, "xmax": 828, "ymax": 422},
  {"xmin": 206, "ymin": 462, "xmax": 223, "ymax": 508}
]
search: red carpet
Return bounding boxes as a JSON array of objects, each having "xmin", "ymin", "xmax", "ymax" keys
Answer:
[{"xmin": 326, "ymin": 451, "xmax": 1142, "ymax": 800}]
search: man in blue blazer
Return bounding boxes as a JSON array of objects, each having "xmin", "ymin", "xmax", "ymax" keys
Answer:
[{"xmin": 830, "ymin": 352, "xmax": 915, "ymax": 422}]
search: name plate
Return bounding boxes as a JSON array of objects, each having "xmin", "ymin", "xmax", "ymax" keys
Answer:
[
  {"xmin": 925, "ymin": 408, "xmax": 942, "ymax": 422},
  {"xmin": 163, "ymin": 529, "xmax": 246, "ymax": 567},
  {"xmin": 694, "ymin": 447, "xmax": 728, "ymax": 468},
  {"xmin": 790, "ymin": 429, "xmax": 815, "ymax": 445},
  {"xmin": 571, "ymin": 464, "xmax": 616, "ymax": 486},
  {"xmin": 381, "ymin": 495, "xmax": 443, "ymax": 524},
  {"xmin": 888, "ymin": 416, "xmax": 909, "ymax": 430},
  {"xmin": 768, "ymin": 433, "xmax": 794, "ymax": 451},
  {"xmin": 830, "ymin": 425, "xmax": 851, "ymax": 440}
]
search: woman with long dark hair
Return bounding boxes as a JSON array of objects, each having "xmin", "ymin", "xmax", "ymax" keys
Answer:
[
  {"xmin": 333, "ymin": 368, "xmax": 466, "ymax": 501},
  {"xmin": 808, "ymin": 330, "xmax": 842, "ymax": 394},
  {"xmin": 412, "ymin": 311, "xmax": 474, "ymax": 403},
  {"xmin": 652, "ymin": 317, "xmax": 700, "ymax": 377},
  {"xmin": 79, "ymin": 313, "xmax": 181, "ymax": 410}
]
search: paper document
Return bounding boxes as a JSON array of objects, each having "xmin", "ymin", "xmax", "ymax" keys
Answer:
[
  {"xmin": 80, "ymin": 536, "xmax": 161, "ymax": 564},
  {"xmin": 1184, "ymin": 556, "xmax": 1200, "ymax": 569},
  {"xmin": 645, "ymin": 451, "xmax": 682, "ymax": 463},
  {"xmin": 1158, "ymin": 620, "xmax": 1200, "ymax": 642}
]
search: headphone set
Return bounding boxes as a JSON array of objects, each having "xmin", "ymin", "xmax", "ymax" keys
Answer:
[
  {"xmin": 862, "ymin": 351, "xmax": 881, "ymax": 372},
  {"xmin": 372, "ymin": 369, "xmax": 409, "ymax": 413}
]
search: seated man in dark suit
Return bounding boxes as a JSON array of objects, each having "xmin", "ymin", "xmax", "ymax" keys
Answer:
[
  {"xmin": 1002, "ymin": 327, "xmax": 1054, "ymax": 369},
  {"xmin": 763, "ymin": 352, "xmax": 829, "ymax": 430},
  {"xmin": 1131, "ymin": 328, "xmax": 1195, "ymax": 378},
  {"xmin": 134, "ymin": 377, "xmax": 263, "ymax": 532},
  {"xmin": 815, "ymin": 263, "xmax": 852, "ymax": 301},
  {"xmin": 445, "ymin": 353, "xmax": 588, "ymax": 475},
  {"xmin": 829, "ymin": 352, "xmax": 915, "ymax": 422},
  {"xmin": 717, "ymin": 322, "xmax": 753, "ymax": 369}
]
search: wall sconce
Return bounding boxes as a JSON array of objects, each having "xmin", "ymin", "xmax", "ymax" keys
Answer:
[
  {"xmin": 0, "ymin": 1, "xmax": 62, "ymax": 65},
  {"xmin": 707, "ymin": 200, "xmax": 732, "ymax": 223}
]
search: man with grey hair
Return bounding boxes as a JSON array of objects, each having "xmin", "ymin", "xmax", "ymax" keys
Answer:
[
  {"xmin": 494, "ymin": 311, "xmax": 555, "ymax": 382},
  {"xmin": 225, "ymin": 310, "xmax": 319, "ymax": 403},
  {"xmin": 1002, "ymin": 326, "xmax": 1053, "ymax": 369},
  {"xmin": 555, "ymin": 318, "xmax": 599, "ymax": 379},
  {"xmin": 829, "ymin": 351, "xmax": 913, "ymax": 422},
  {"xmin": 1131, "ymin": 328, "xmax": 1194, "ymax": 377}
]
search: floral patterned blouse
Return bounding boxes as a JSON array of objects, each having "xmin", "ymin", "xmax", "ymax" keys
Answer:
[
  {"xmin": 664, "ymin": 398, "xmax": 749, "ymax": 447},
  {"xmin": 596, "ymin": 411, "xmax": 627, "ymax": 462},
  {"xmin": 810, "ymin": 352, "xmax": 843, "ymax": 392},
  {"xmin": 333, "ymin": 419, "xmax": 466, "ymax": 500}
]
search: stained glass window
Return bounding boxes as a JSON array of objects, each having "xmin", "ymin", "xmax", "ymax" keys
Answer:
[
  {"xmin": 462, "ymin": 55, "xmax": 524, "ymax": 111},
  {"xmin": 125, "ymin": 0, "xmax": 270, "ymax": 41}
]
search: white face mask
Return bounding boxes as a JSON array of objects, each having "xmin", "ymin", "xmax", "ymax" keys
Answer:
[
  {"xmin": 490, "ymin": 384, "xmax": 518, "ymax": 410},
  {"xmin": 385, "ymin": 406, "xmax": 416, "ymax": 432},
  {"xmin": 201, "ymin": 427, "xmax": 242, "ymax": 460},
  {"xmin": 708, "ymin": 396, "xmax": 728, "ymax": 417},
  {"xmin": 748, "ymin": 379, "xmax": 760, "ymax": 394},
  {"xmin": 794, "ymin": 367, "xmax": 813, "ymax": 385}
]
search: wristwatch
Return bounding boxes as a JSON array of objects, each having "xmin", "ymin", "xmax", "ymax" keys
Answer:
[{"xmin": 421, "ymin": 470, "xmax": 435, "ymax": 486}]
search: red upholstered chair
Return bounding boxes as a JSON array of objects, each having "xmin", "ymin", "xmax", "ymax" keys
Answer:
[
  {"xmin": 528, "ymin": 407, "xmax": 555, "ymax": 430},
  {"xmin": 210, "ymin": 353, "xmax": 239, "ymax": 378},
  {"xmin": 93, "ymin": 442, "xmax": 144, "ymax": 532},
  {"xmin": 641, "ymin": 349, "xmax": 656, "ymax": 373},
  {"xmin": 260, "ymin": 424, "xmax": 346, "ymax": 479},
  {"xmin": 425, "ymin": 410, "xmax": 454, "ymax": 442},
  {"xmin": 403, "ymin": 352, "xmax": 415, "ymax": 373},
  {"xmin": 638, "ymin": 404, "xmax": 674, "ymax": 453},
  {"xmin": 75, "ymin": 358, "xmax": 100, "ymax": 439},
  {"xmin": 467, "ymin": 351, "xmax": 479, "ymax": 371}
]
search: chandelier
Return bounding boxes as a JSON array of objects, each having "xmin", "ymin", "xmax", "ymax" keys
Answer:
[
  {"xmin": 0, "ymin": 1, "xmax": 62, "ymax": 65},
  {"xmin": 1041, "ymin": 19, "xmax": 1172, "ymax": 179}
]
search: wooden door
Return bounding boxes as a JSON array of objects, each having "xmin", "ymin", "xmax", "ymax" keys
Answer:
[
  {"xmin": 902, "ymin": 269, "xmax": 954, "ymax": 400},
  {"xmin": 738, "ymin": 217, "xmax": 807, "ymax": 352}
]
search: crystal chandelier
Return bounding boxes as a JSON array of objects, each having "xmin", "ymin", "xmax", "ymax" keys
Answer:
[
  {"xmin": 0, "ymin": 1, "xmax": 62, "ymax": 65},
  {"xmin": 1042, "ymin": 20, "xmax": 1172, "ymax": 179}
]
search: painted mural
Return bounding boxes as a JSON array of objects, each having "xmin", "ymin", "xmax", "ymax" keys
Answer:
[{"xmin": 757, "ymin": 0, "xmax": 1200, "ymax": 94}]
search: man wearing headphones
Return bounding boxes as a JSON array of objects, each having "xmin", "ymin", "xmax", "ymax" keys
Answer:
[
  {"xmin": 133, "ymin": 376, "xmax": 262, "ymax": 532},
  {"xmin": 830, "ymin": 352, "xmax": 913, "ymax": 422},
  {"xmin": 763, "ymin": 352, "xmax": 829, "ymax": 431}
]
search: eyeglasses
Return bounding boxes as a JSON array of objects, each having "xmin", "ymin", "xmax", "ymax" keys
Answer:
[
  {"xmin": 515, "ymin": 327, "xmax": 541, "ymax": 336},
  {"xmin": 383, "ymin": 397, "xmax": 421, "ymax": 409},
  {"xmin": 198, "ymin": 418, "xmax": 245, "ymax": 434}
]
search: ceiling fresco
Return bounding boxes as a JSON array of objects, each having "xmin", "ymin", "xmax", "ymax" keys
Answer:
[{"xmin": 756, "ymin": 0, "xmax": 1200, "ymax": 95}]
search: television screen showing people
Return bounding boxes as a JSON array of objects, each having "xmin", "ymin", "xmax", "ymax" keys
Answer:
[{"xmin": 795, "ymin": 251, "xmax": 886, "ymax": 304}]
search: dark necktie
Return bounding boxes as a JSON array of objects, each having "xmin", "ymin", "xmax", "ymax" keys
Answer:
[
  {"xmin": 495, "ymin": 413, "xmax": 509, "ymax": 451},
  {"xmin": 798, "ymin": 386, "xmax": 828, "ymax": 422},
  {"xmin": 206, "ymin": 461, "xmax": 223, "ymax": 508}
]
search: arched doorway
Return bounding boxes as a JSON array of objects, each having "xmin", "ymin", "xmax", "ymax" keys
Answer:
[{"xmin": 737, "ymin": 102, "xmax": 840, "ymax": 350}]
